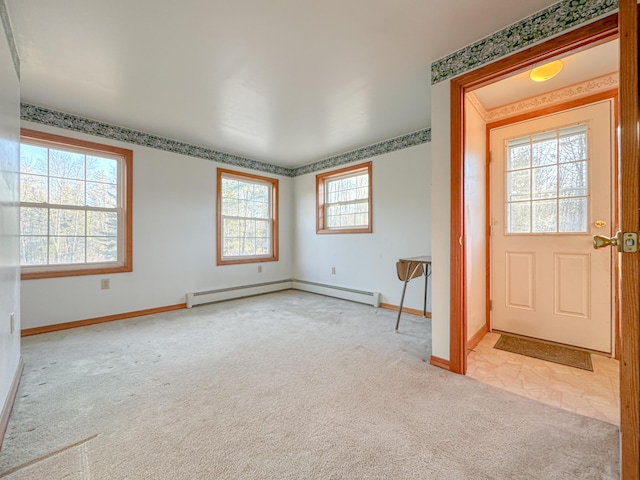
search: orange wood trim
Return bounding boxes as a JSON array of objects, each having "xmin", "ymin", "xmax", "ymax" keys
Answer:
[
  {"xmin": 450, "ymin": 14, "xmax": 620, "ymax": 380},
  {"xmin": 450, "ymin": 78, "xmax": 466, "ymax": 375},
  {"xmin": 316, "ymin": 162, "xmax": 373, "ymax": 234},
  {"xmin": 0, "ymin": 358, "xmax": 24, "ymax": 451},
  {"xmin": 429, "ymin": 355, "xmax": 450, "ymax": 371},
  {"xmin": 19, "ymin": 130, "xmax": 134, "ymax": 280},
  {"xmin": 216, "ymin": 168, "xmax": 279, "ymax": 266},
  {"xmin": 611, "ymin": 93, "xmax": 621, "ymax": 363},
  {"xmin": 466, "ymin": 325, "xmax": 488, "ymax": 352},
  {"xmin": 618, "ymin": 2, "xmax": 640, "ymax": 478},
  {"xmin": 486, "ymin": 89, "xmax": 619, "ymax": 131},
  {"xmin": 379, "ymin": 302, "xmax": 432, "ymax": 318},
  {"xmin": 21, "ymin": 304, "xmax": 187, "ymax": 337}
]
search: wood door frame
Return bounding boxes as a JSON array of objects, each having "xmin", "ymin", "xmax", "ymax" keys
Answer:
[
  {"xmin": 449, "ymin": 13, "xmax": 619, "ymax": 375},
  {"xmin": 450, "ymin": 5, "xmax": 639, "ymax": 477}
]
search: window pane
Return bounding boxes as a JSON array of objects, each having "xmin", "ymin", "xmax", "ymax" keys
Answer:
[
  {"xmin": 507, "ymin": 170, "xmax": 530, "ymax": 202},
  {"xmin": 20, "ymin": 174, "xmax": 48, "ymax": 203},
  {"xmin": 559, "ymin": 197, "xmax": 587, "ymax": 233},
  {"xmin": 20, "ymin": 236, "xmax": 48, "ymax": 265},
  {"xmin": 241, "ymin": 238, "xmax": 256, "ymax": 256},
  {"xmin": 50, "ymin": 149, "xmax": 85, "ymax": 180},
  {"xmin": 87, "ymin": 156, "xmax": 118, "ymax": 183},
  {"xmin": 50, "ymin": 209, "xmax": 86, "ymax": 236},
  {"xmin": 20, "ymin": 207, "xmax": 48, "ymax": 235},
  {"xmin": 222, "ymin": 198, "xmax": 238, "ymax": 217},
  {"xmin": 223, "ymin": 218, "xmax": 240, "ymax": 237},
  {"xmin": 50, "ymin": 178, "xmax": 85, "ymax": 206},
  {"xmin": 222, "ymin": 178, "xmax": 239, "ymax": 199},
  {"xmin": 256, "ymin": 220, "xmax": 269, "ymax": 238},
  {"xmin": 87, "ymin": 182, "xmax": 117, "ymax": 208},
  {"xmin": 256, "ymin": 238, "xmax": 270, "ymax": 255},
  {"xmin": 507, "ymin": 139, "xmax": 530, "ymax": 170},
  {"xmin": 559, "ymin": 127, "xmax": 587, "ymax": 163},
  {"xmin": 532, "ymin": 166, "xmax": 557, "ymax": 199},
  {"xmin": 223, "ymin": 239, "xmax": 240, "ymax": 257},
  {"xmin": 48, "ymin": 236, "xmax": 85, "ymax": 264},
  {"xmin": 559, "ymin": 161, "xmax": 587, "ymax": 197},
  {"xmin": 87, "ymin": 237, "xmax": 118, "ymax": 263},
  {"xmin": 87, "ymin": 211, "xmax": 118, "ymax": 237},
  {"xmin": 532, "ymin": 132, "xmax": 557, "ymax": 167},
  {"xmin": 20, "ymin": 144, "xmax": 48, "ymax": 175},
  {"xmin": 532, "ymin": 200, "xmax": 557, "ymax": 233},
  {"xmin": 507, "ymin": 203, "xmax": 530, "ymax": 233}
]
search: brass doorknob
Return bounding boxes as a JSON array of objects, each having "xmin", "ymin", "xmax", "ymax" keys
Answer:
[
  {"xmin": 593, "ymin": 232, "xmax": 622, "ymax": 251},
  {"xmin": 594, "ymin": 219, "xmax": 607, "ymax": 228}
]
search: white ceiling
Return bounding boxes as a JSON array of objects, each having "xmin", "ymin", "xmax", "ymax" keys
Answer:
[
  {"xmin": 473, "ymin": 40, "xmax": 619, "ymax": 110},
  {"xmin": 7, "ymin": 0, "xmax": 561, "ymax": 167}
]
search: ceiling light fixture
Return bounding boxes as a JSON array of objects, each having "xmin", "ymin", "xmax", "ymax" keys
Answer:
[{"xmin": 529, "ymin": 60, "xmax": 563, "ymax": 82}]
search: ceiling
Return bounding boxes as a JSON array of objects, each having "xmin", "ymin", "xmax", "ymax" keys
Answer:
[
  {"xmin": 473, "ymin": 40, "xmax": 619, "ymax": 111},
  {"xmin": 7, "ymin": 0, "xmax": 562, "ymax": 167}
]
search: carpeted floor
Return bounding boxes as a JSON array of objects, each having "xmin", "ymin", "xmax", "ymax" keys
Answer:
[{"xmin": 0, "ymin": 291, "xmax": 620, "ymax": 479}]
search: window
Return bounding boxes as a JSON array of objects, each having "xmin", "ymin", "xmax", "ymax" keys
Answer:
[
  {"xmin": 505, "ymin": 124, "xmax": 588, "ymax": 234},
  {"xmin": 217, "ymin": 168, "xmax": 278, "ymax": 265},
  {"xmin": 316, "ymin": 162, "xmax": 372, "ymax": 234},
  {"xmin": 19, "ymin": 129, "xmax": 133, "ymax": 279}
]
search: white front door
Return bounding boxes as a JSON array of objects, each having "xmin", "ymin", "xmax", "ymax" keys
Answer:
[{"xmin": 490, "ymin": 100, "xmax": 614, "ymax": 353}]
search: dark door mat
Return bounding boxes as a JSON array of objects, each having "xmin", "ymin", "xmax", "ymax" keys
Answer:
[{"xmin": 493, "ymin": 334, "xmax": 593, "ymax": 371}]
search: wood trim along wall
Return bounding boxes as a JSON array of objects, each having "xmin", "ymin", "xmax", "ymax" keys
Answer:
[
  {"xmin": 379, "ymin": 303, "xmax": 432, "ymax": 318},
  {"xmin": 0, "ymin": 358, "xmax": 24, "ymax": 451},
  {"xmin": 21, "ymin": 304, "xmax": 187, "ymax": 337},
  {"xmin": 429, "ymin": 355, "xmax": 450, "ymax": 370},
  {"xmin": 618, "ymin": 1, "xmax": 640, "ymax": 477},
  {"xmin": 466, "ymin": 325, "xmax": 488, "ymax": 353},
  {"xmin": 449, "ymin": 14, "xmax": 619, "ymax": 376}
]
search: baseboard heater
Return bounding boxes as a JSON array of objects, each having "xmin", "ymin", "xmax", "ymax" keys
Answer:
[
  {"xmin": 186, "ymin": 280, "xmax": 293, "ymax": 308},
  {"xmin": 186, "ymin": 279, "xmax": 380, "ymax": 308},
  {"xmin": 291, "ymin": 280, "xmax": 380, "ymax": 307}
]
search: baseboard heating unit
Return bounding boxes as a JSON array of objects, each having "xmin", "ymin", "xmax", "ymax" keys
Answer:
[
  {"xmin": 186, "ymin": 279, "xmax": 380, "ymax": 308},
  {"xmin": 186, "ymin": 280, "xmax": 293, "ymax": 308},
  {"xmin": 291, "ymin": 280, "xmax": 380, "ymax": 307}
]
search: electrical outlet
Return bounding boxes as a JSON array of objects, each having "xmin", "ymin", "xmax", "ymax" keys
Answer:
[
  {"xmin": 331, "ymin": 267, "xmax": 336, "ymax": 274},
  {"xmin": 101, "ymin": 278, "xmax": 110, "ymax": 290},
  {"xmin": 258, "ymin": 265, "xmax": 263, "ymax": 273},
  {"xmin": 10, "ymin": 313, "xmax": 14, "ymax": 334}
]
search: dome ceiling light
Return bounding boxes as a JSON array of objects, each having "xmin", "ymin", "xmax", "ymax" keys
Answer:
[{"xmin": 530, "ymin": 60, "xmax": 564, "ymax": 82}]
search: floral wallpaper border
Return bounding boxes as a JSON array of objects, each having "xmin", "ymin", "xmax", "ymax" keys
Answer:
[
  {"xmin": 0, "ymin": 0, "xmax": 19, "ymax": 78},
  {"xmin": 20, "ymin": 103, "xmax": 293, "ymax": 177},
  {"xmin": 431, "ymin": 0, "xmax": 618, "ymax": 85},
  {"xmin": 291, "ymin": 129, "xmax": 431, "ymax": 177},
  {"xmin": 21, "ymin": 103, "xmax": 431, "ymax": 178}
]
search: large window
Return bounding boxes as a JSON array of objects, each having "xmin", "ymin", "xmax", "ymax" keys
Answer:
[
  {"xmin": 19, "ymin": 129, "xmax": 133, "ymax": 279},
  {"xmin": 217, "ymin": 168, "xmax": 278, "ymax": 265},
  {"xmin": 505, "ymin": 125, "xmax": 588, "ymax": 234},
  {"xmin": 316, "ymin": 162, "xmax": 372, "ymax": 234}
]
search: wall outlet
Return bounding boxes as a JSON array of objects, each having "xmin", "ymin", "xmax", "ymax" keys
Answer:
[
  {"xmin": 331, "ymin": 267, "xmax": 336, "ymax": 274},
  {"xmin": 10, "ymin": 313, "xmax": 14, "ymax": 334},
  {"xmin": 258, "ymin": 265, "xmax": 263, "ymax": 273},
  {"xmin": 101, "ymin": 278, "xmax": 110, "ymax": 290}
]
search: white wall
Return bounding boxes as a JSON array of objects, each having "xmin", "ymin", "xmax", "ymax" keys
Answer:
[
  {"xmin": 430, "ymin": 81, "xmax": 451, "ymax": 360},
  {"xmin": 293, "ymin": 143, "xmax": 431, "ymax": 312},
  {"xmin": 0, "ymin": 21, "xmax": 21, "ymax": 416},
  {"xmin": 20, "ymin": 122, "xmax": 294, "ymax": 329},
  {"xmin": 464, "ymin": 97, "xmax": 487, "ymax": 341}
]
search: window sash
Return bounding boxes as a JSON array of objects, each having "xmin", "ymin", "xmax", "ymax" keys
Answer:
[{"xmin": 19, "ymin": 129, "xmax": 132, "ymax": 279}]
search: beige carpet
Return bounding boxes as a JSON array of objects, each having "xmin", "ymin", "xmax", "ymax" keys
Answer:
[{"xmin": 0, "ymin": 291, "xmax": 620, "ymax": 479}]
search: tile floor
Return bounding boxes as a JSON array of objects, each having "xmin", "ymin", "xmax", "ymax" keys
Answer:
[{"xmin": 466, "ymin": 332, "xmax": 620, "ymax": 425}]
